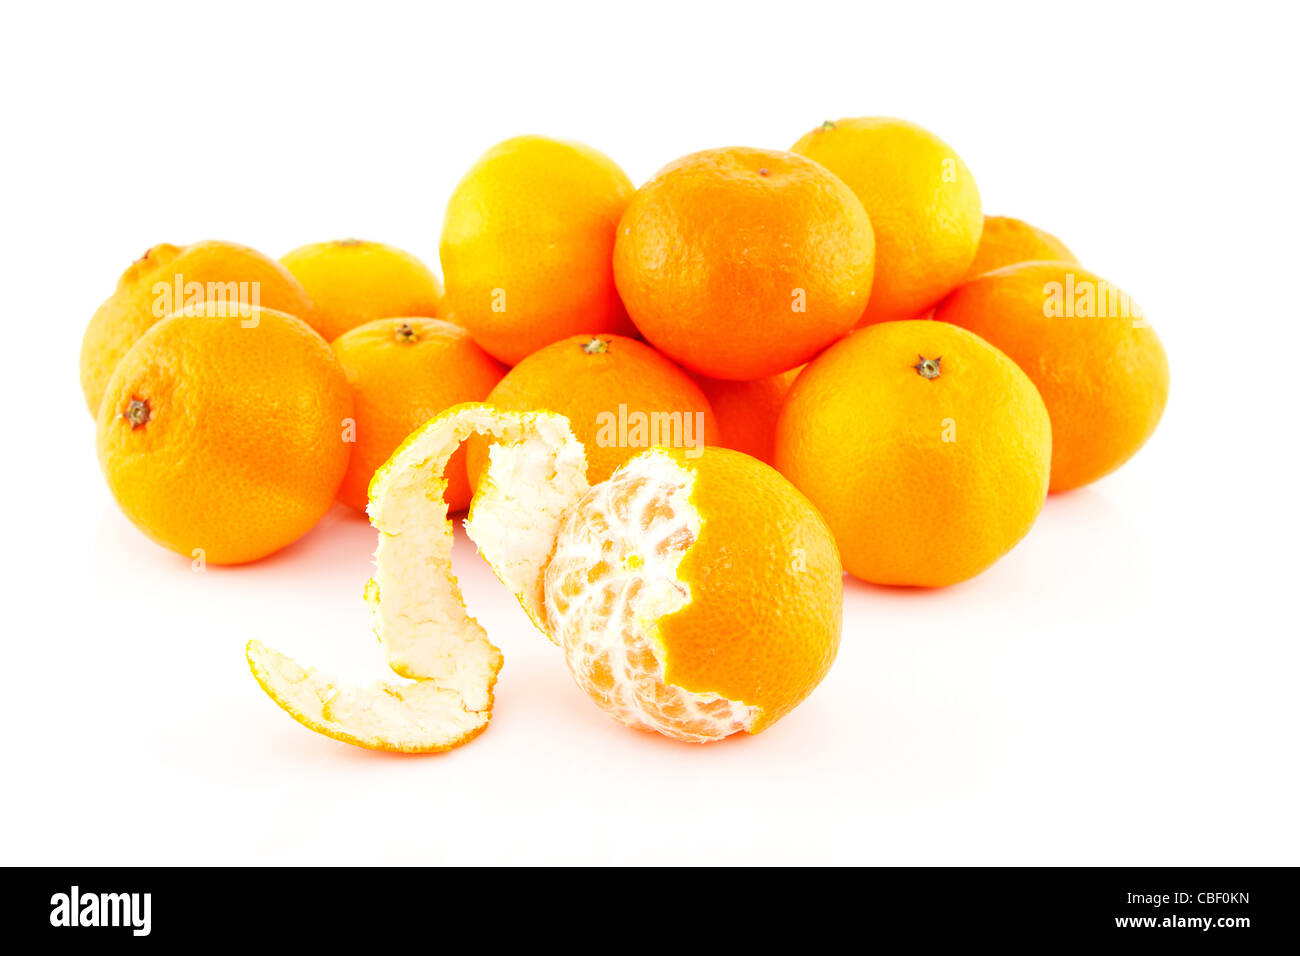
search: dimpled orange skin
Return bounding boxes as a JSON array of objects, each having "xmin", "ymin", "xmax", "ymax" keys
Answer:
[
  {"xmin": 96, "ymin": 304, "xmax": 353, "ymax": 565},
  {"xmin": 775, "ymin": 321, "xmax": 1051, "ymax": 587},
  {"xmin": 934, "ymin": 262, "xmax": 1169, "ymax": 493},
  {"xmin": 963, "ymin": 216, "xmax": 1077, "ymax": 280},
  {"xmin": 281, "ymin": 239, "xmax": 444, "ymax": 342},
  {"xmin": 79, "ymin": 240, "xmax": 317, "ymax": 415},
  {"xmin": 331, "ymin": 318, "xmax": 507, "ymax": 513},
  {"xmin": 439, "ymin": 136, "xmax": 637, "ymax": 365},
  {"xmin": 791, "ymin": 117, "xmax": 982, "ymax": 327},
  {"xmin": 467, "ymin": 334, "xmax": 719, "ymax": 487},
  {"xmin": 613, "ymin": 147, "xmax": 875, "ymax": 380},
  {"xmin": 657, "ymin": 447, "xmax": 843, "ymax": 732},
  {"xmin": 690, "ymin": 368, "xmax": 800, "ymax": 467}
]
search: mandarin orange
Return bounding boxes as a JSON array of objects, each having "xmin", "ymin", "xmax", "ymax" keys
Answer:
[
  {"xmin": 468, "ymin": 333, "xmax": 718, "ymax": 487},
  {"xmin": 775, "ymin": 320, "xmax": 1050, "ymax": 586},
  {"xmin": 80, "ymin": 240, "xmax": 316, "ymax": 414},
  {"xmin": 545, "ymin": 446, "xmax": 842, "ymax": 741},
  {"xmin": 331, "ymin": 318, "xmax": 506, "ymax": 512},
  {"xmin": 282, "ymin": 239, "xmax": 443, "ymax": 341},
  {"xmin": 440, "ymin": 136, "xmax": 636, "ymax": 364},
  {"xmin": 613, "ymin": 147, "xmax": 874, "ymax": 380},
  {"xmin": 690, "ymin": 368, "xmax": 800, "ymax": 466},
  {"xmin": 934, "ymin": 261, "xmax": 1168, "ymax": 492},
  {"xmin": 97, "ymin": 303, "xmax": 352, "ymax": 564},
  {"xmin": 964, "ymin": 215, "xmax": 1077, "ymax": 280},
  {"xmin": 792, "ymin": 117, "xmax": 981, "ymax": 326}
]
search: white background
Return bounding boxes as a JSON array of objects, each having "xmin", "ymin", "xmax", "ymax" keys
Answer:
[{"xmin": 2, "ymin": 1, "xmax": 1297, "ymax": 865}]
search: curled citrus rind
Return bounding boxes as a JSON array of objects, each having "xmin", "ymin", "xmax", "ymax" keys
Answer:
[
  {"xmin": 246, "ymin": 641, "xmax": 492, "ymax": 754},
  {"xmin": 246, "ymin": 403, "xmax": 589, "ymax": 753}
]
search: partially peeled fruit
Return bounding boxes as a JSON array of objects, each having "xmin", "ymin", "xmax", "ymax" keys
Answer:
[{"xmin": 248, "ymin": 405, "xmax": 842, "ymax": 752}]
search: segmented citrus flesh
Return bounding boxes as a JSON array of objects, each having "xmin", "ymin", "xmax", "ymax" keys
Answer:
[{"xmin": 544, "ymin": 451, "xmax": 759, "ymax": 743}]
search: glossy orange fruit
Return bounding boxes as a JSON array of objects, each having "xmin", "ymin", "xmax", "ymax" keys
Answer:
[
  {"xmin": 96, "ymin": 303, "xmax": 352, "ymax": 565},
  {"xmin": 545, "ymin": 446, "xmax": 843, "ymax": 741},
  {"xmin": 282, "ymin": 239, "xmax": 443, "ymax": 341},
  {"xmin": 440, "ymin": 135, "xmax": 636, "ymax": 365},
  {"xmin": 468, "ymin": 333, "xmax": 718, "ymax": 487},
  {"xmin": 775, "ymin": 320, "xmax": 1051, "ymax": 587},
  {"xmin": 934, "ymin": 262, "xmax": 1169, "ymax": 492},
  {"xmin": 690, "ymin": 368, "xmax": 800, "ymax": 466},
  {"xmin": 613, "ymin": 147, "xmax": 874, "ymax": 380},
  {"xmin": 792, "ymin": 117, "xmax": 982, "ymax": 326},
  {"xmin": 331, "ymin": 318, "xmax": 507, "ymax": 512},
  {"xmin": 79, "ymin": 240, "xmax": 316, "ymax": 415},
  {"xmin": 964, "ymin": 215, "xmax": 1077, "ymax": 279}
]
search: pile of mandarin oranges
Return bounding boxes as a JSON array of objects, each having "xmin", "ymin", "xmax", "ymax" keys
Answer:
[{"xmin": 81, "ymin": 116, "xmax": 1169, "ymax": 749}]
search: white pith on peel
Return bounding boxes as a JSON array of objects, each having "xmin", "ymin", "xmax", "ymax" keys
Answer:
[{"xmin": 248, "ymin": 404, "xmax": 588, "ymax": 753}]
